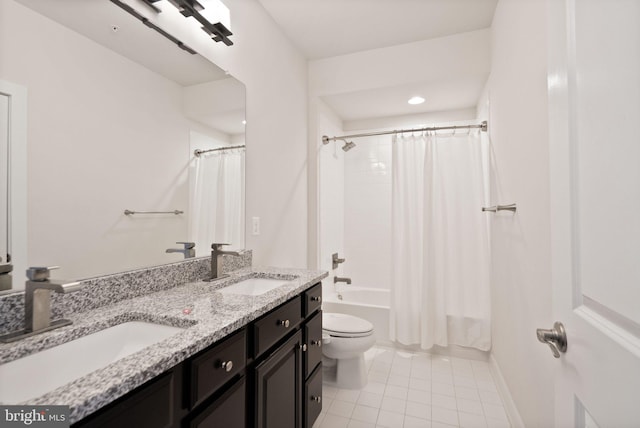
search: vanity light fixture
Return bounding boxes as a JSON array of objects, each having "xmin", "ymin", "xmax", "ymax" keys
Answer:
[
  {"xmin": 408, "ymin": 96, "xmax": 425, "ymax": 105},
  {"xmin": 146, "ymin": 0, "xmax": 233, "ymax": 45},
  {"xmin": 113, "ymin": 0, "xmax": 233, "ymax": 47}
]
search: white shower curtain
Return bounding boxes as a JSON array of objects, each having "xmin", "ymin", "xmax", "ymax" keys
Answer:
[
  {"xmin": 190, "ymin": 149, "xmax": 245, "ymax": 253},
  {"xmin": 389, "ymin": 131, "xmax": 491, "ymax": 351}
]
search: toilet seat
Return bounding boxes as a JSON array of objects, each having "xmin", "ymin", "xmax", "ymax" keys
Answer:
[{"xmin": 323, "ymin": 313, "xmax": 373, "ymax": 338}]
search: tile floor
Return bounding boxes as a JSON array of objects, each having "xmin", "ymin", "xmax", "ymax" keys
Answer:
[{"xmin": 313, "ymin": 346, "xmax": 511, "ymax": 428}]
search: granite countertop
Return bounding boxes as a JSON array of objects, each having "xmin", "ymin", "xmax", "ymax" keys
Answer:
[{"xmin": 0, "ymin": 266, "xmax": 328, "ymax": 423}]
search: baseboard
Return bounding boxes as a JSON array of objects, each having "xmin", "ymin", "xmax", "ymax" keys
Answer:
[
  {"xmin": 489, "ymin": 354, "xmax": 525, "ymax": 428},
  {"xmin": 377, "ymin": 341, "xmax": 490, "ymax": 362}
]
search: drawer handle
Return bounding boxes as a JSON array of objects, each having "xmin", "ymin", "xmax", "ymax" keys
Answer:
[
  {"xmin": 310, "ymin": 296, "xmax": 322, "ymax": 302},
  {"xmin": 278, "ymin": 319, "xmax": 290, "ymax": 328},
  {"xmin": 311, "ymin": 339, "xmax": 322, "ymax": 347},
  {"xmin": 299, "ymin": 343, "xmax": 307, "ymax": 352},
  {"xmin": 220, "ymin": 360, "xmax": 234, "ymax": 372},
  {"xmin": 311, "ymin": 395, "xmax": 321, "ymax": 403}
]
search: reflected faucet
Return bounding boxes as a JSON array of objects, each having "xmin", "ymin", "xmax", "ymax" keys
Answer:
[
  {"xmin": 0, "ymin": 266, "xmax": 83, "ymax": 343},
  {"xmin": 207, "ymin": 243, "xmax": 244, "ymax": 281},
  {"xmin": 166, "ymin": 242, "xmax": 196, "ymax": 259},
  {"xmin": 0, "ymin": 262, "xmax": 13, "ymax": 291}
]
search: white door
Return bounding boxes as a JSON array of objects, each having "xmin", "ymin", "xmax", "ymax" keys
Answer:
[{"xmin": 547, "ymin": 0, "xmax": 640, "ymax": 426}]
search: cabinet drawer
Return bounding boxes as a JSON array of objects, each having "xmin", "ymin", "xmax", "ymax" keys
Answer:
[
  {"xmin": 190, "ymin": 329, "xmax": 246, "ymax": 408},
  {"xmin": 189, "ymin": 377, "xmax": 245, "ymax": 428},
  {"xmin": 303, "ymin": 283, "xmax": 322, "ymax": 317},
  {"xmin": 253, "ymin": 296, "xmax": 302, "ymax": 358},
  {"xmin": 304, "ymin": 364, "xmax": 323, "ymax": 428},
  {"xmin": 304, "ymin": 310, "xmax": 323, "ymax": 379}
]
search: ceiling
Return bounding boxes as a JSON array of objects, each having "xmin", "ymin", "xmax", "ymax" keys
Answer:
[
  {"xmin": 259, "ymin": 0, "xmax": 498, "ymax": 126},
  {"xmin": 322, "ymin": 75, "xmax": 488, "ymax": 123},
  {"xmin": 257, "ymin": 0, "xmax": 498, "ymax": 60}
]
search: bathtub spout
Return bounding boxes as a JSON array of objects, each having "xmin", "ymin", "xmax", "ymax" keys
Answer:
[{"xmin": 334, "ymin": 276, "xmax": 351, "ymax": 285}]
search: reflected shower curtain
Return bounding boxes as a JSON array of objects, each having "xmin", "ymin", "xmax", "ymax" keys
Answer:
[
  {"xmin": 390, "ymin": 131, "xmax": 491, "ymax": 351},
  {"xmin": 190, "ymin": 149, "xmax": 245, "ymax": 253}
]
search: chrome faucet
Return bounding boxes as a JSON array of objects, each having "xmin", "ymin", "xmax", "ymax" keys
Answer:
[
  {"xmin": 332, "ymin": 253, "xmax": 346, "ymax": 269},
  {"xmin": 334, "ymin": 276, "xmax": 352, "ymax": 285},
  {"xmin": 0, "ymin": 266, "xmax": 83, "ymax": 343},
  {"xmin": 208, "ymin": 243, "xmax": 243, "ymax": 281},
  {"xmin": 166, "ymin": 241, "xmax": 196, "ymax": 259}
]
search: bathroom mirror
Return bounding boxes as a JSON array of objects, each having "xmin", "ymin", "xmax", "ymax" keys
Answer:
[{"xmin": 0, "ymin": 0, "xmax": 246, "ymax": 291}]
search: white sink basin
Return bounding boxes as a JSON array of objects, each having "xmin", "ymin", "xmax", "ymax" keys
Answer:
[
  {"xmin": 0, "ymin": 321, "xmax": 184, "ymax": 404},
  {"xmin": 218, "ymin": 277, "xmax": 290, "ymax": 296}
]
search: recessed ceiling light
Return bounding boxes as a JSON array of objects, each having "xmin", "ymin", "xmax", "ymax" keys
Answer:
[{"xmin": 408, "ymin": 96, "xmax": 425, "ymax": 105}]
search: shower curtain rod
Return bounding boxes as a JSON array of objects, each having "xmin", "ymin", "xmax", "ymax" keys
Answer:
[
  {"xmin": 322, "ymin": 120, "xmax": 487, "ymax": 144},
  {"xmin": 194, "ymin": 144, "xmax": 246, "ymax": 157}
]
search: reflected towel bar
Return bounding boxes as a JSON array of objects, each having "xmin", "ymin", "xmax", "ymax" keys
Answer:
[
  {"xmin": 124, "ymin": 210, "xmax": 184, "ymax": 215},
  {"xmin": 482, "ymin": 204, "xmax": 517, "ymax": 213}
]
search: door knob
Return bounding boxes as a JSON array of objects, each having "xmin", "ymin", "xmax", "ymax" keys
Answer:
[{"xmin": 536, "ymin": 321, "xmax": 567, "ymax": 358}]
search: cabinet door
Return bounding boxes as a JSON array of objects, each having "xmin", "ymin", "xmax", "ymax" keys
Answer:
[
  {"xmin": 74, "ymin": 371, "xmax": 177, "ymax": 428},
  {"xmin": 189, "ymin": 377, "xmax": 245, "ymax": 428},
  {"xmin": 304, "ymin": 364, "xmax": 323, "ymax": 428},
  {"xmin": 303, "ymin": 311, "xmax": 322, "ymax": 379},
  {"xmin": 254, "ymin": 330, "xmax": 302, "ymax": 428}
]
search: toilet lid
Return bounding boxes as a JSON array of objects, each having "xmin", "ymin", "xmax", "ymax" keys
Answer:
[{"xmin": 323, "ymin": 313, "xmax": 373, "ymax": 338}]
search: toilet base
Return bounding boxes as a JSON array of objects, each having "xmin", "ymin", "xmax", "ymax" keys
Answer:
[{"xmin": 323, "ymin": 355, "xmax": 368, "ymax": 390}]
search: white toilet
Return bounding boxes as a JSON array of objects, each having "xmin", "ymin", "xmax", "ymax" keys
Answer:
[{"xmin": 322, "ymin": 312, "xmax": 375, "ymax": 389}]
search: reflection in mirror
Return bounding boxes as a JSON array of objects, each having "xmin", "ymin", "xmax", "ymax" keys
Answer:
[
  {"xmin": 0, "ymin": 80, "xmax": 27, "ymax": 295},
  {"xmin": 187, "ymin": 77, "xmax": 246, "ymax": 254},
  {"xmin": 0, "ymin": 94, "xmax": 9, "ymax": 291},
  {"xmin": 189, "ymin": 133, "xmax": 245, "ymax": 255},
  {"xmin": 0, "ymin": 0, "xmax": 245, "ymax": 291}
]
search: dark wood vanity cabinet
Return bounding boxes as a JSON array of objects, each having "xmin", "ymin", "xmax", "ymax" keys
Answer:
[{"xmin": 72, "ymin": 283, "xmax": 322, "ymax": 428}]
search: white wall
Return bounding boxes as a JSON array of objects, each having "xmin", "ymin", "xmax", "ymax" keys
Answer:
[
  {"xmin": 479, "ymin": 0, "xmax": 554, "ymax": 426},
  {"xmin": 309, "ymin": 29, "xmax": 491, "ymax": 97},
  {"xmin": 316, "ymin": 100, "xmax": 345, "ymax": 286},
  {"xmin": 344, "ymin": 108, "xmax": 477, "ymax": 132},
  {"xmin": 343, "ymin": 134, "xmax": 392, "ymax": 290},
  {"xmin": 0, "ymin": 95, "xmax": 8, "ymax": 272}
]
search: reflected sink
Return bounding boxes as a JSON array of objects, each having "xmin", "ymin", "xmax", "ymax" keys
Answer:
[
  {"xmin": 0, "ymin": 321, "xmax": 184, "ymax": 404},
  {"xmin": 218, "ymin": 277, "xmax": 291, "ymax": 296}
]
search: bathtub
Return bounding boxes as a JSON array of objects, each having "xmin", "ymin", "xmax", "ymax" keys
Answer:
[{"xmin": 322, "ymin": 286, "xmax": 391, "ymax": 344}]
